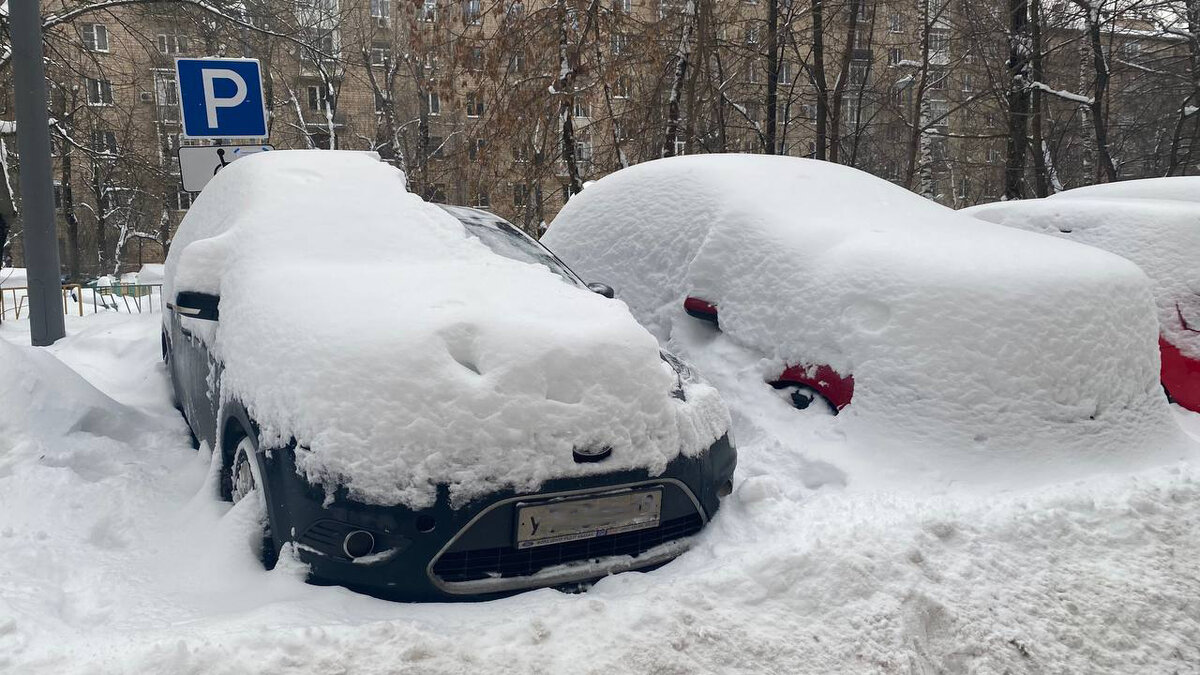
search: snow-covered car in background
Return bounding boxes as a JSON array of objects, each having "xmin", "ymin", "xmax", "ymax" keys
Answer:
[
  {"xmin": 162, "ymin": 150, "xmax": 735, "ymax": 602},
  {"xmin": 545, "ymin": 155, "xmax": 1186, "ymax": 483},
  {"xmin": 965, "ymin": 177, "xmax": 1200, "ymax": 413}
]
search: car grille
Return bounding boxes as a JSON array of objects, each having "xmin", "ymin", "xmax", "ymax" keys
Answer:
[{"xmin": 432, "ymin": 514, "xmax": 704, "ymax": 583}]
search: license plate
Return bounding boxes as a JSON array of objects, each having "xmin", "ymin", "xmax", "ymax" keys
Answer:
[{"xmin": 515, "ymin": 489, "xmax": 662, "ymax": 549}]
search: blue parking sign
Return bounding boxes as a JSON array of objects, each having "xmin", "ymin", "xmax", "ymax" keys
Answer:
[{"xmin": 176, "ymin": 58, "xmax": 268, "ymax": 139}]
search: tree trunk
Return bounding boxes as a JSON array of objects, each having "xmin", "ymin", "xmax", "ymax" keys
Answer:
[
  {"xmin": 556, "ymin": 0, "xmax": 583, "ymax": 195},
  {"xmin": 1082, "ymin": 3, "xmax": 1117, "ymax": 182},
  {"xmin": 663, "ymin": 0, "xmax": 697, "ymax": 157},
  {"xmin": 828, "ymin": 0, "xmax": 861, "ymax": 163},
  {"xmin": 765, "ymin": 0, "xmax": 779, "ymax": 154},
  {"xmin": 1029, "ymin": 0, "xmax": 1050, "ymax": 196},
  {"xmin": 1003, "ymin": 0, "xmax": 1031, "ymax": 199},
  {"xmin": 811, "ymin": 0, "xmax": 828, "ymax": 160}
]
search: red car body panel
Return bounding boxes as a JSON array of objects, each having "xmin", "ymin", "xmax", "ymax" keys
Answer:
[
  {"xmin": 775, "ymin": 364, "xmax": 856, "ymax": 411},
  {"xmin": 684, "ymin": 296, "xmax": 855, "ymax": 411},
  {"xmin": 1161, "ymin": 302, "xmax": 1200, "ymax": 412}
]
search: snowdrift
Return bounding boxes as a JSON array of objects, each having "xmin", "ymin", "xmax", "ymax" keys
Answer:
[
  {"xmin": 163, "ymin": 150, "xmax": 729, "ymax": 507},
  {"xmin": 966, "ymin": 180, "xmax": 1200, "ymax": 362},
  {"xmin": 546, "ymin": 155, "xmax": 1190, "ymax": 485}
]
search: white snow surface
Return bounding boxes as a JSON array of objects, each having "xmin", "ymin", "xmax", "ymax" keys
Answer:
[
  {"xmin": 3, "ymin": 313, "xmax": 1200, "ymax": 673},
  {"xmin": 0, "ymin": 266, "xmax": 26, "ymax": 287},
  {"xmin": 163, "ymin": 150, "xmax": 728, "ymax": 507},
  {"xmin": 546, "ymin": 155, "xmax": 1192, "ymax": 487},
  {"xmin": 966, "ymin": 180, "xmax": 1200, "ymax": 361}
]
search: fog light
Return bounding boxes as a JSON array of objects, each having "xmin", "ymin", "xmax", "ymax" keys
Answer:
[
  {"xmin": 343, "ymin": 530, "xmax": 375, "ymax": 559},
  {"xmin": 717, "ymin": 480, "xmax": 733, "ymax": 498}
]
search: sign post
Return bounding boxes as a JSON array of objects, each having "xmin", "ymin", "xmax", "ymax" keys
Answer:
[{"xmin": 10, "ymin": 0, "xmax": 67, "ymax": 345}]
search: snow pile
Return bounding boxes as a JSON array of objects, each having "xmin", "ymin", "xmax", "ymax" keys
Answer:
[
  {"xmin": 546, "ymin": 155, "xmax": 1191, "ymax": 486},
  {"xmin": 966, "ymin": 183, "xmax": 1200, "ymax": 361},
  {"xmin": 0, "ymin": 266, "xmax": 26, "ymax": 288},
  {"xmin": 164, "ymin": 150, "xmax": 728, "ymax": 507},
  {"xmin": 3, "ymin": 294, "xmax": 1200, "ymax": 674}
]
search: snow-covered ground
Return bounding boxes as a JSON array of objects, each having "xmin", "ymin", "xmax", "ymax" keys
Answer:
[{"xmin": 3, "ymin": 310, "xmax": 1200, "ymax": 673}]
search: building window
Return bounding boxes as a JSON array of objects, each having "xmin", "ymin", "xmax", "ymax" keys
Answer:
[
  {"xmin": 302, "ymin": 29, "xmax": 337, "ymax": 68},
  {"xmin": 371, "ymin": 43, "xmax": 391, "ymax": 66},
  {"xmin": 513, "ymin": 143, "xmax": 530, "ymax": 162},
  {"xmin": 929, "ymin": 28, "xmax": 950, "ymax": 56},
  {"xmin": 426, "ymin": 183, "xmax": 447, "ymax": 202},
  {"xmin": 748, "ymin": 61, "xmax": 760, "ymax": 84},
  {"xmin": 428, "ymin": 135, "xmax": 444, "ymax": 158},
  {"xmin": 173, "ymin": 190, "xmax": 194, "ymax": 211},
  {"xmin": 53, "ymin": 182, "xmax": 72, "ymax": 209},
  {"xmin": 86, "ymin": 78, "xmax": 113, "ymax": 106},
  {"xmin": 468, "ymin": 47, "xmax": 484, "ymax": 70},
  {"xmin": 464, "ymin": 0, "xmax": 481, "ymax": 23},
  {"xmin": 614, "ymin": 0, "xmax": 631, "ymax": 12},
  {"xmin": 307, "ymin": 85, "xmax": 328, "ymax": 112},
  {"xmin": 889, "ymin": 14, "xmax": 902, "ymax": 32},
  {"xmin": 573, "ymin": 98, "xmax": 590, "ymax": 118},
  {"xmin": 371, "ymin": 0, "xmax": 390, "ymax": 18},
  {"xmin": 154, "ymin": 71, "xmax": 179, "ymax": 122},
  {"xmin": 83, "ymin": 24, "xmax": 109, "ymax": 52},
  {"xmin": 157, "ymin": 34, "xmax": 188, "ymax": 55},
  {"xmin": 421, "ymin": 0, "xmax": 437, "ymax": 21},
  {"xmin": 853, "ymin": 26, "xmax": 870, "ymax": 50},
  {"xmin": 510, "ymin": 52, "xmax": 525, "ymax": 74},
  {"xmin": 475, "ymin": 190, "xmax": 490, "ymax": 208},
  {"xmin": 849, "ymin": 60, "xmax": 869, "ymax": 86},
  {"xmin": 674, "ymin": 139, "xmax": 686, "ymax": 156},
  {"xmin": 928, "ymin": 67, "xmax": 947, "ymax": 91},
  {"xmin": 986, "ymin": 148, "xmax": 1001, "ymax": 163},
  {"xmin": 744, "ymin": 26, "xmax": 760, "ymax": 45},
  {"xmin": 513, "ymin": 184, "xmax": 529, "ymax": 207},
  {"xmin": 508, "ymin": 0, "xmax": 526, "ymax": 17},
  {"xmin": 469, "ymin": 138, "xmax": 486, "ymax": 160},
  {"xmin": 929, "ymin": 99, "xmax": 950, "ymax": 127},
  {"xmin": 374, "ymin": 91, "xmax": 390, "ymax": 113},
  {"xmin": 961, "ymin": 73, "xmax": 974, "ymax": 93},
  {"xmin": 888, "ymin": 48, "xmax": 902, "ymax": 65},
  {"xmin": 778, "ymin": 61, "xmax": 793, "ymax": 85},
  {"xmin": 613, "ymin": 74, "xmax": 630, "ymax": 98},
  {"xmin": 466, "ymin": 92, "xmax": 485, "ymax": 117},
  {"xmin": 427, "ymin": 91, "xmax": 441, "ymax": 115},
  {"xmin": 611, "ymin": 33, "xmax": 629, "ymax": 55},
  {"xmin": 1119, "ymin": 41, "xmax": 1141, "ymax": 61}
]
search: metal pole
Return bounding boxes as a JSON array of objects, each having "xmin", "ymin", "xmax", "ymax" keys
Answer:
[{"xmin": 11, "ymin": 0, "xmax": 66, "ymax": 346}]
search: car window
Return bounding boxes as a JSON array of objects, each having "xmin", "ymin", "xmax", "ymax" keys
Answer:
[{"xmin": 438, "ymin": 206, "xmax": 584, "ymax": 287}]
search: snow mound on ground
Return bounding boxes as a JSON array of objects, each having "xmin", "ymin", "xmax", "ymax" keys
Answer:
[
  {"xmin": 164, "ymin": 150, "xmax": 729, "ymax": 507},
  {"xmin": 0, "ymin": 267, "xmax": 26, "ymax": 288},
  {"xmin": 966, "ymin": 185, "xmax": 1200, "ymax": 361},
  {"xmin": 0, "ymin": 338, "xmax": 153, "ymax": 453},
  {"xmin": 546, "ymin": 155, "xmax": 1191, "ymax": 487}
]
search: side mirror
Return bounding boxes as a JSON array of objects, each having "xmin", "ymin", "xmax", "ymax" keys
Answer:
[
  {"xmin": 587, "ymin": 282, "xmax": 615, "ymax": 299},
  {"xmin": 168, "ymin": 291, "xmax": 220, "ymax": 321}
]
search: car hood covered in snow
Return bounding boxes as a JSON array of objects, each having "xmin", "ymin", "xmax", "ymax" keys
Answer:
[
  {"xmin": 966, "ymin": 178, "xmax": 1200, "ymax": 362},
  {"xmin": 546, "ymin": 155, "xmax": 1191, "ymax": 485},
  {"xmin": 163, "ymin": 151, "xmax": 729, "ymax": 508}
]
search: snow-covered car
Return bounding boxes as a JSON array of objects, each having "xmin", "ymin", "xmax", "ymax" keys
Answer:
[
  {"xmin": 545, "ymin": 155, "xmax": 1184, "ymax": 481},
  {"xmin": 161, "ymin": 151, "xmax": 735, "ymax": 602},
  {"xmin": 965, "ymin": 177, "xmax": 1200, "ymax": 413}
]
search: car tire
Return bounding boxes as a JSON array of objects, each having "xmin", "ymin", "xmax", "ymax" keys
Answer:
[{"xmin": 225, "ymin": 427, "xmax": 278, "ymax": 569}]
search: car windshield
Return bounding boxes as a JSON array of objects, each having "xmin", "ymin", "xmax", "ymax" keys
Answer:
[{"xmin": 438, "ymin": 205, "xmax": 584, "ymax": 287}]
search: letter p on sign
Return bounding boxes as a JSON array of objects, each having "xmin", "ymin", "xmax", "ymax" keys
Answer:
[{"xmin": 176, "ymin": 58, "xmax": 267, "ymax": 139}]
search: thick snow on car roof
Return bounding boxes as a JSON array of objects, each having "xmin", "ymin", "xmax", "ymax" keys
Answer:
[
  {"xmin": 1046, "ymin": 175, "xmax": 1200, "ymax": 203},
  {"xmin": 546, "ymin": 155, "xmax": 1190, "ymax": 485},
  {"xmin": 966, "ymin": 181, "xmax": 1200, "ymax": 361},
  {"xmin": 163, "ymin": 150, "xmax": 729, "ymax": 507}
]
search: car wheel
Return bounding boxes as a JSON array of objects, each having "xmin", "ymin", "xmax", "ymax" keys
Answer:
[{"xmin": 226, "ymin": 429, "xmax": 278, "ymax": 569}]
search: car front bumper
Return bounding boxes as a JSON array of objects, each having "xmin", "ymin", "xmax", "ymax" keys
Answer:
[{"xmin": 257, "ymin": 434, "xmax": 737, "ymax": 602}]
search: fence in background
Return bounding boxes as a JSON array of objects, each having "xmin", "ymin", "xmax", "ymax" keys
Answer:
[{"xmin": 0, "ymin": 283, "xmax": 163, "ymax": 322}]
